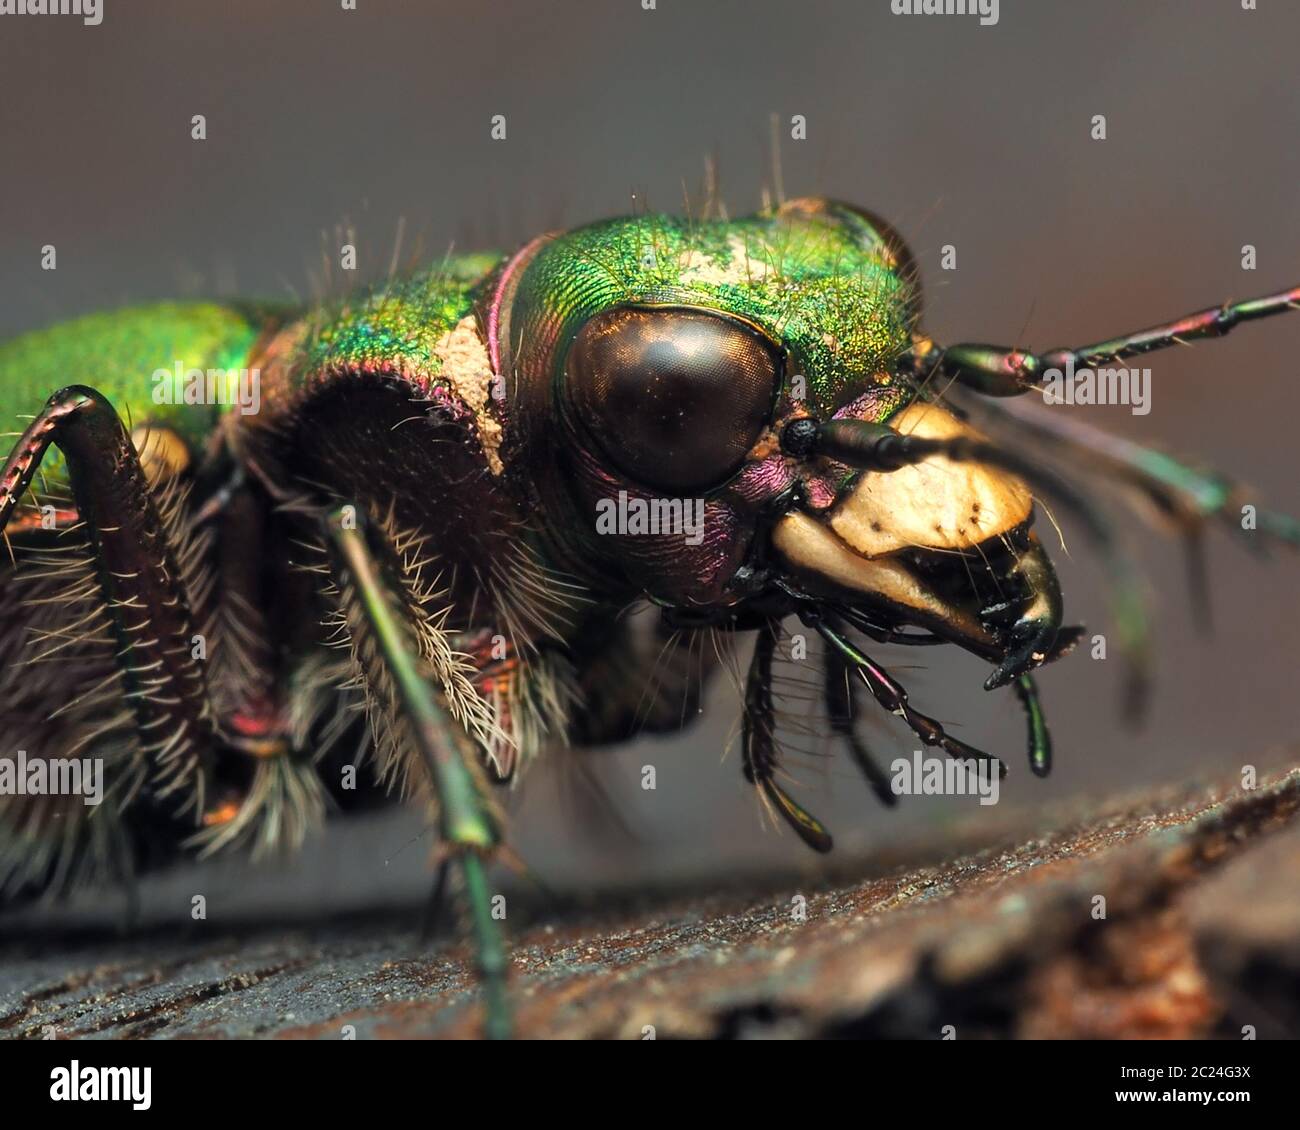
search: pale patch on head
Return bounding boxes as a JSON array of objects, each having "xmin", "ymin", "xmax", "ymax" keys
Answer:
[
  {"xmin": 434, "ymin": 315, "xmax": 504, "ymax": 475},
  {"xmin": 678, "ymin": 233, "xmax": 768, "ymax": 288}
]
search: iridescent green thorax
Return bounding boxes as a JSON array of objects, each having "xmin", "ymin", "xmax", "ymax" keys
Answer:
[
  {"xmin": 0, "ymin": 303, "xmax": 263, "ymax": 488},
  {"xmin": 283, "ymin": 254, "xmax": 508, "ymax": 476},
  {"xmin": 503, "ymin": 205, "xmax": 914, "ymax": 417},
  {"xmin": 299, "ymin": 253, "xmax": 501, "ymax": 385}
]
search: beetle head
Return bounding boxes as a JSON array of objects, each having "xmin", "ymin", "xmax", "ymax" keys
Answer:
[{"xmin": 495, "ymin": 197, "xmax": 1038, "ymax": 661}]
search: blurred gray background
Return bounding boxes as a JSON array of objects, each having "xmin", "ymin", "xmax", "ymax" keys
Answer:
[{"xmin": 0, "ymin": 0, "xmax": 1297, "ymax": 919}]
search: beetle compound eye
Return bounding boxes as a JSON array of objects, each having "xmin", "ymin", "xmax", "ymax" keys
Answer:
[{"xmin": 565, "ymin": 306, "xmax": 780, "ymax": 491}]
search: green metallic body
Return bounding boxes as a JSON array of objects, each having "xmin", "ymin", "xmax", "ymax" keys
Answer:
[
  {"xmin": 298, "ymin": 252, "xmax": 499, "ymax": 377},
  {"xmin": 0, "ymin": 303, "xmax": 264, "ymax": 488},
  {"xmin": 0, "ymin": 206, "xmax": 912, "ymax": 514},
  {"xmin": 0, "ymin": 252, "xmax": 502, "ymax": 495},
  {"xmin": 5, "ymin": 201, "xmax": 1295, "ymax": 1044}
]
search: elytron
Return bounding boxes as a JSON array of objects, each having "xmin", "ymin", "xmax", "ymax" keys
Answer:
[{"xmin": 1, "ymin": 196, "xmax": 1296, "ymax": 1037}]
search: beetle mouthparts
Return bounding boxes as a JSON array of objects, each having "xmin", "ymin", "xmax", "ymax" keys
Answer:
[{"xmin": 770, "ymin": 511, "xmax": 997, "ymax": 656}]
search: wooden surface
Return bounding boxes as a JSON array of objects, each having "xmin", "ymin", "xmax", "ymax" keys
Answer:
[{"xmin": 2, "ymin": 763, "xmax": 1298, "ymax": 1039}]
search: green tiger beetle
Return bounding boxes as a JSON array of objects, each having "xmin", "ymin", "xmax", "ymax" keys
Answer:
[{"xmin": 1, "ymin": 196, "xmax": 1297, "ymax": 1037}]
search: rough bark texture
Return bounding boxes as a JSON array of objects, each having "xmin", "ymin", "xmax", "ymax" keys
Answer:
[{"xmin": 2, "ymin": 765, "xmax": 1298, "ymax": 1039}]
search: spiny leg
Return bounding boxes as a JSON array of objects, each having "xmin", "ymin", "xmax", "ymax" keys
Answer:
[
  {"xmin": 912, "ymin": 285, "xmax": 1300, "ymax": 397},
  {"xmin": 743, "ymin": 619, "xmax": 833, "ymax": 853},
  {"xmin": 0, "ymin": 385, "xmax": 217, "ymax": 811},
  {"xmin": 808, "ymin": 613, "xmax": 1007, "ymax": 778},
  {"xmin": 323, "ymin": 505, "xmax": 509, "ymax": 1039},
  {"xmin": 822, "ymin": 633, "xmax": 897, "ymax": 807}
]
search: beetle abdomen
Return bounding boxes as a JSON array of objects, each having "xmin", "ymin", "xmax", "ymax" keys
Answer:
[{"xmin": 0, "ymin": 302, "xmax": 267, "ymax": 493}]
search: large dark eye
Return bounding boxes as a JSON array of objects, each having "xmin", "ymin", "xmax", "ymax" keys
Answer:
[{"xmin": 564, "ymin": 306, "xmax": 781, "ymax": 491}]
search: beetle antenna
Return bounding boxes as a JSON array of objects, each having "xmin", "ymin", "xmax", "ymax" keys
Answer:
[{"xmin": 906, "ymin": 284, "xmax": 1300, "ymax": 397}]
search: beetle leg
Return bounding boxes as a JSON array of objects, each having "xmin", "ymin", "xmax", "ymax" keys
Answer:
[
  {"xmin": 809, "ymin": 614, "xmax": 1007, "ymax": 779},
  {"xmin": 0, "ymin": 385, "xmax": 218, "ymax": 812},
  {"xmin": 822, "ymin": 632, "xmax": 897, "ymax": 807},
  {"xmin": 322, "ymin": 504, "xmax": 510, "ymax": 1039},
  {"xmin": 743, "ymin": 619, "xmax": 833, "ymax": 852}
]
